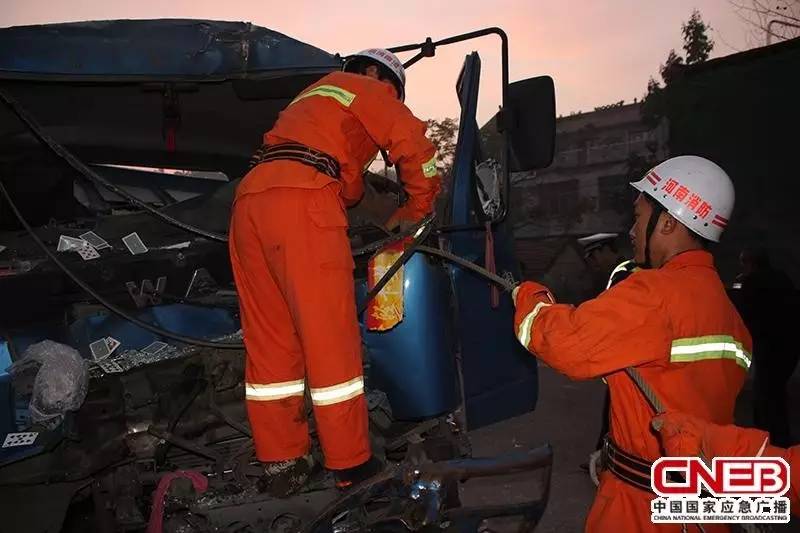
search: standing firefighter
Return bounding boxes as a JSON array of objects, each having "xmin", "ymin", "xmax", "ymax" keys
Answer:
[
  {"xmin": 512, "ymin": 156, "xmax": 751, "ymax": 532},
  {"xmin": 229, "ymin": 49, "xmax": 440, "ymax": 496}
]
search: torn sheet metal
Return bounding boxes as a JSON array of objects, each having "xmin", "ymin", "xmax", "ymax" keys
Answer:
[
  {"xmin": 185, "ymin": 268, "xmax": 217, "ymax": 298},
  {"xmin": 366, "ymin": 241, "xmax": 406, "ymax": 332},
  {"xmin": 122, "ymin": 232, "xmax": 148, "ymax": 255},
  {"xmin": 125, "ymin": 277, "xmax": 167, "ymax": 308}
]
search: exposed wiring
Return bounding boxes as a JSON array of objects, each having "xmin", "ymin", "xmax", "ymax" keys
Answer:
[
  {"xmin": 2, "ymin": 184, "xmax": 522, "ymax": 352},
  {"xmin": 0, "ymin": 88, "xmax": 229, "ymax": 243},
  {"xmin": 0, "ymin": 182, "xmax": 245, "ymax": 349},
  {"xmin": 357, "ymin": 214, "xmax": 435, "ymax": 315}
]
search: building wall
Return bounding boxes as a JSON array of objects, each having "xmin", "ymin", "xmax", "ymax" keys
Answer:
[{"xmin": 512, "ymin": 101, "xmax": 668, "ymax": 241}]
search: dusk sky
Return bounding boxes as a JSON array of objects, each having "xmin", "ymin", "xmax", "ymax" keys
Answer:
[{"xmin": 2, "ymin": 1, "xmax": 762, "ymax": 124}]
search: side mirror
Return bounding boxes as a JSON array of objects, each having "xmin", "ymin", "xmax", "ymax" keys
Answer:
[{"xmin": 505, "ymin": 76, "xmax": 556, "ymax": 172}]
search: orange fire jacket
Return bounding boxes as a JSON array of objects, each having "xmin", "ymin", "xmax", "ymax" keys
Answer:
[{"xmin": 236, "ymin": 71, "xmax": 440, "ymax": 227}]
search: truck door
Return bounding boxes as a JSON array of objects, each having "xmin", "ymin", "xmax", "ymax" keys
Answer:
[{"xmin": 445, "ymin": 52, "xmax": 539, "ymax": 429}]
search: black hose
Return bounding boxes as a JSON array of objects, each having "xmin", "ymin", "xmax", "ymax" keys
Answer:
[
  {"xmin": 357, "ymin": 214, "xmax": 435, "ymax": 315},
  {"xmin": 0, "ymin": 182, "xmax": 246, "ymax": 349},
  {"xmin": 3, "ymin": 182, "xmax": 514, "ymax": 350},
  {"xmin": 416, "ymin": 245, "xmax": 516, "ymax": 292},
  {"xmin": 0, "ymin": 89, "xmax": 428, "ymax": 250},
  {"xmin": 0, "ymin": 88, "xmax": 229, "ymax": 243},
  {"xmin": 351, "ymin": 222, "xmax": 419, "ymax": 256}
]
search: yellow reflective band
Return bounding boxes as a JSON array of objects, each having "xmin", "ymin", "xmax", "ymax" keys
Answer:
[
  {"xmin": 245, "ymin": 379, "xmax": 305, "ymax": 401},
  {"xmin": 516, "ymin": 302, "xmax": 552, "ymax": 349},
  {"xmin": 421, "ymin": 155, "xmax": 438, "ymax": 178},
  {"xmin": 669, "ymin": 335, "xmax": 752, "ymax": 370},
  {"xmin": 291, "ymin": 85, "xmax": 357, "ymax": 107},
  {"xmin": 310, "ymin": 376, "xmax": 365, "ymax": 406}
]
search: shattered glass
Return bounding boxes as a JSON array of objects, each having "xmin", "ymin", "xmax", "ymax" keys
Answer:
[
  {"xmin": 475, "ymin": 159, "xmax": 503, "ymax": 220},
  {"xmin": 89, "ymin": 330, "xmax": 244, "ymax": 377}
]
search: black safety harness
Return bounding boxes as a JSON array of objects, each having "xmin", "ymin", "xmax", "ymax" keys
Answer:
[{"xmin": 249, "ymin": 143, "xmax": 341, "ymax": 178}]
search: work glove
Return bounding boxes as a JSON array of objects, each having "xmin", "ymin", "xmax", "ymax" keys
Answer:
[{"xmin": 511, "ymin": 281, "xmax": 555, "ymax": 308}]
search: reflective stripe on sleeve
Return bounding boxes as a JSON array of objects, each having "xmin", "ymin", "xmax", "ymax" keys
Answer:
[
  {"xmin": 670, "ymin": 335, "xmax": 752, "ymax": 370},
  {"xmin": 291, "ymin": 85, "xmax": 357, "ymax": 107},
  {"xmin": 516, "ymin": 301, "xmax": 552, "ymax": 350},
  {"xmin": 421, "ymin": 155, "xmax": 438, "ymax": 178}
]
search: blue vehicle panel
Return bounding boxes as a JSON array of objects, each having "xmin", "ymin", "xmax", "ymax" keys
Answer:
[
  {"xmin": 0, "ymin": 19, "xmax": 340, "ymax": 79},
  {"xmin": 357, "ymin": 255, "xmax": 458, "ymax": 420}
]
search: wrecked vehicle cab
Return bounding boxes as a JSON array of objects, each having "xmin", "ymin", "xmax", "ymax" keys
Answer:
[{"xmin": 0, "ymin": 20, "xmax": 555, "ymax": 532}]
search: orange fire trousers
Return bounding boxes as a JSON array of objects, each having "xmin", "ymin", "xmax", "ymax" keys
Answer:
[{"xmin": 229, "ymin": 182, "xmax": 370, "ymax": 470}]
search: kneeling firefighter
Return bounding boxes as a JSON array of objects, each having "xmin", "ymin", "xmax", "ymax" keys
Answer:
[
  {"xmin": 512, "ymin": 156, "xmax": 752, "ymax": 532},
  {"xmin": 229, "ymin": 49, "xmax": 441, "ymax": 496}
]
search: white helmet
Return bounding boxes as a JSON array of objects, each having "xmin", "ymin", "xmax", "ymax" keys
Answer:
[
  {"xmin": 631, "ymin": 155, "xmax": 734, "ymax": 243},
  {"xmin": 343, "ymin": 48, "xmax": 406, "ymax": 101}
]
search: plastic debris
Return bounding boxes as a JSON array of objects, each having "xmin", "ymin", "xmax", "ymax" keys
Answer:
[
  {"xmin": 0, "ymin": 244, "xmax": 6, "ymax": 254},
  {"xmin": 8, "ymin": 341, "xmax": 89, "ymax": 430},
  {"xmin": 2, "ymin": 432, "xmax": 38, "ymax": 448},
  {"xmin": 122, "ymin": 232, "xmax": 148, "ymax": 255}
]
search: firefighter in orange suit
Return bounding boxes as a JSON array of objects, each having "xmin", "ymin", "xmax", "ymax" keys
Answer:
[
  {"xmin": 653, "ymin": 411, "xmax": 799, "ymax": 515},
  {"xmin": 512, "ymin": 156, "xmax": 751, "ymax": 532},
  {"xmin": 229, "ymin": 48, "xmax": 440, "ymax": 495}
]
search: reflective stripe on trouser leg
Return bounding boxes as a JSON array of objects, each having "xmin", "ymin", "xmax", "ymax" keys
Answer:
[
  {"xmin": 310, "ymin": 376, "xmax": 365, "ymax": 406},
  {"xmin": 277, "ymin": 185, "xmax": 371, "ymax": 470},
  {"xmin": 230, "ymin": 190, "xmax": 311, "ymax": 463},
  {"xmin": 246, "ymin": 379, "xmax": 305, "ymax": 401}
]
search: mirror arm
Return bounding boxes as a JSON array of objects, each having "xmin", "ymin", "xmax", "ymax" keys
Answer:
[{"xmin": 388, "ymin": 28, "xmax": 511, "ymax": 224}]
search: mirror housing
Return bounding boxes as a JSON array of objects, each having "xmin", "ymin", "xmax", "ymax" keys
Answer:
[{"xmin": 505, "ymin": 75, "xmax": 556, "ymax": 172}]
